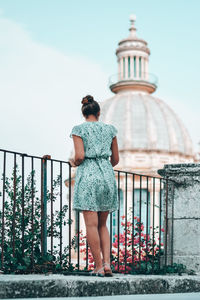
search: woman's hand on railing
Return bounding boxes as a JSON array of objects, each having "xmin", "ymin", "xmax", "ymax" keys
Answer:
[{"xmin": 69, "ymin": 158, "xmax": 77, "ymax": 167}]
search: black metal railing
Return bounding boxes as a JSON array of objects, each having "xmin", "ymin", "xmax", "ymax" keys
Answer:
[{"xmin": 0, "ymin": 148, "xmax": 173, "ymax": 274}]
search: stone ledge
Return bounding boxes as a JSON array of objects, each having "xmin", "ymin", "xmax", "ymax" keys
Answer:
[
  {"xmin": 158, "ymin": 163, "xmax": 200, "ymax": 184},
  {"xmin": 0, "ymin": 274, "xmax": 200, "ymax": 298}
]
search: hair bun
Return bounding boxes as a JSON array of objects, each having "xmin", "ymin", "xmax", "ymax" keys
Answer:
[{"xmin": 81, "ymin": 95, "xmax": 94, "ymax": 105}]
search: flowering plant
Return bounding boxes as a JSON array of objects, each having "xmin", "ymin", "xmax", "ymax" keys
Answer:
[{"xmin": 76, "ymin": 214, "xmax": 164, "ymax": 274}]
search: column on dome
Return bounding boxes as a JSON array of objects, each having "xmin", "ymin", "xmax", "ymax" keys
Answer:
[
  {"xmin": 136, "ymin": 56, "xmax": 139, "ymax": 78},
  {"xmin": 120, "ymin": 57, "xmax": 123, "ymax": 80},
  {"xmin": 133, "ymin": 56, "xmax": 136, "ymax": 78},
  {"xmin": 125, "ymin": 57, "xmax": 127, "ymax": 79},
  {"xmin": 141, "ymin": 56, "xmax": 144, "ymax": 79},
  {"xmin": 128, "ymin": 56, "xmax": 131, "ymax": 78},
  {"xmin": 146, "ymin": 57, "xmax": 149, "ymax": 80},
  {"xmin": 118, "ymin": 58, "xmax": 120, "ymax": 81},
  {"xmin": 139, "ymin": 56, "xmax": 142, "ymax": 78},
  {"xmin": 144, "ymin": 57, "xmax": 147, "ymax": 80},
  {"xmin": 130, "ymin": 56, "xmax": 133, "ymax": 78},
  {"xmin": 122, "ymin": 57, "xmax": 126, "ymax": 79}
]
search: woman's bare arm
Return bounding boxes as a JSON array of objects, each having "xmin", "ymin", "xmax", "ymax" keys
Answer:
[
  {"xmin": 110, "ymin": 136, "xmax": 119, "ymax": 167},
  {"xmin": 70, "ymin": 135, "xmax": 85, "ymax": 166}
]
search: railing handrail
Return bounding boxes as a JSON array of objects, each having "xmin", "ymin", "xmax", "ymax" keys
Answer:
[
  {"xmin": 114, "ymin": 169, "xmax": 162, "ymax": 179},
  {"xmin": 0, "ymin": 148, "xmax": 70, "ymax": 165},
  {"xmin": 0, "ymin": 148, "xmax": 164, "ymax": 179}
]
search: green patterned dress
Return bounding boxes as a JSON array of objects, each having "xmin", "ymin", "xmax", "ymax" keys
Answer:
[{"xmin": 70, "ymin": 121, "xmax": 119, "ymax": 213}]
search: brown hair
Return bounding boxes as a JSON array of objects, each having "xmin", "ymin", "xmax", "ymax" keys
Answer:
[{"xmin": 81, "ymin": 95, "xmax": 100, "ymax": 118}]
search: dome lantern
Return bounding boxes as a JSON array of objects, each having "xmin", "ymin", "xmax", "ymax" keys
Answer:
[{"xmin": 109, "ymin": 15, "xmax": 158, "ymax": 94}]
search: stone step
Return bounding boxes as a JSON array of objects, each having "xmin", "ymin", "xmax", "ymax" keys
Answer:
[{"xmin": 0, "ymin": 273, "xmax": 200, "ymax": 298}]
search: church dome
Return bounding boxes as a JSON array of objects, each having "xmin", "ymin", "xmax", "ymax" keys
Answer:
[
  {"xmin": 99, "ymin": 91, "xmax": 193, "ymax": 156},
  {"xmin": 99, "ymin": 14, "xmax": 194, "ymax": 162}
]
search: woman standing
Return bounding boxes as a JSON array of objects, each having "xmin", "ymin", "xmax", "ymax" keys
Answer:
[{"xmin": 69, "ymin": 95, "xmax": 119, "ymax": 277}]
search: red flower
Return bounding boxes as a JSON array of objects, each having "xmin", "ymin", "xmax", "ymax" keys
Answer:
[{"xmin": 78, "ymin": 216, "xmax": 164, "ymax": 273}]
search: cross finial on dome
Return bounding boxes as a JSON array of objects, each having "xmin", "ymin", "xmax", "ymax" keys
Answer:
[{"xmin": 129, "ymin": 14, "xmax": 137, "ymax": 37}]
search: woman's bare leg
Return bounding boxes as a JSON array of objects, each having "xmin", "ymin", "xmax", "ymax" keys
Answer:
[
  {"xmin": 97, "ymin": 211, "xmax": 112, "ymax": 271},
  {"xmin": 82, "ymin": 211, "xmax": 103, "ymax": 272}
]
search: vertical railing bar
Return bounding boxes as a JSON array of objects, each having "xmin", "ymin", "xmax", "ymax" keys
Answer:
[
  {"xmin": 139, "ymin": 175, "xmax": 142, "ymax": 270},
  {"xmin": 77, "ymin": 211, "xmax": 80, "ymax": 270},
  {"xmin": 171, "ymin": 181, "xmax": 174, "ymax": 266},
  {"xmin": 152, "ymin": 177, "xmax": 155, "ymax": 273},
  {"xmin": 42, "ymin": 157, "xmax": 48, "ymax": 257},
  {"xmin": 1, "ymin": 151, "xmax": 6, "ymax": 268},
  {"xmin": 117, "ymin": 171, "xmax": 120, "ymax": 273},
  {"xmin": 86, "ymin": 240, "xmax": 88, "ymax": 270},
  {"xmin": 51, "ymin": 160, "xmax": 53, "ymax": 255},
  {"xmin": 41, "ymin": 158, "xmax": 44, "ymax": 256},
  {"xmin": 158, "ymin": 178, "xmax": 162, "ymax": 270},
  {"xmin": 68, "ymin": 164, "xmax": 72, "ymax": 264},
  {"xmin": 60, "ymin": 161, "xmax": 63, "ymax": 265},
  {"xmin": 12, "ymin": 153, "xmax": 17, "ymax": 258},
  {"xmin": 165, "ymin": 178, "xmax": 169, "ymax": 267},
  {"xmin": 31, "ymin": 157, "xmax": 34, "ymax": 268},
  {"xmin": 109, "ymin": 211, "xmax": 112, "ymax": 263},
  {"xmin": 145, "ymin": 176, "xmax": 149, "ymax": 271},
  {"xmin": 125, "ymin": 173, "xmax": 128, "ymax": 273},
  {"xmin": 132, "ymin": 174, "xmax": 135, "ymax": 267},
  {"xmin": 21, "ymin": 154, "xmax": 25, "ymax": 257}
]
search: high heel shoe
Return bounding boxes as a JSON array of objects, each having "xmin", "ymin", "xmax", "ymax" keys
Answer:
[
  {"xmin": 90, "ymin": 266, "xmax": 105, "ymax": 277},
  {"xmin": 103, "ymin": 262, "xmax": 113, "ymax": 277}
]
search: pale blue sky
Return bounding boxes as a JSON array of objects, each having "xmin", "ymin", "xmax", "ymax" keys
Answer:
[{"xmin": 0, "ymin": 0, "xmax": 199, "ymax": 159}]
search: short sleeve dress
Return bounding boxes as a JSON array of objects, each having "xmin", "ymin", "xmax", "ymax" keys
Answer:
[{"xmin": 69, "ymin": 121, "xmax": 119, "ymax": 213}]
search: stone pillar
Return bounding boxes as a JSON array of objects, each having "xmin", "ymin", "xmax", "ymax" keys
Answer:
[{"xmin": 158, "ymin": 163, "xmax": 200, "ymax": 272}]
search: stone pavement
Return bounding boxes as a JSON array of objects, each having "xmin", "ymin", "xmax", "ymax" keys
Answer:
[{"xmin": 0, "ymin": 273, "xmax": 200, "ymax": 299}]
